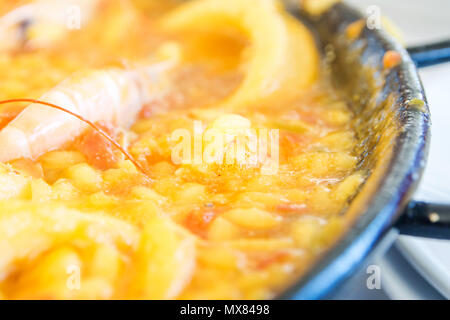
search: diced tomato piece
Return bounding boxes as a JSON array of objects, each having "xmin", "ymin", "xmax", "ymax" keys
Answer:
[
  {"xmin": 254, "ymin": 252, "xmax": 289, "ymax": 270},
  {"xmin": 280, "ymin": 132, "xmax": 310, "ymax": 159},
  {"xmin": 281, "ymin": 132, "xmax": 309, "ymax": 145},
  {"xmin": 76, "ymin": 121, "xmax": 120, "ymax": 170},
  {"xmin": 183, "ymin": 207, "xmax": 220, "ymax": 238}
]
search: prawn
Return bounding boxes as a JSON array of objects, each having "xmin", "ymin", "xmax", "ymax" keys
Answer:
[
  {"xmin": 0, "ymin": 0, "xmax": 101, "ymax": 52},
  {"xmin": 0, "ymin": 57, "xmax": 177, "ymax": 175}
]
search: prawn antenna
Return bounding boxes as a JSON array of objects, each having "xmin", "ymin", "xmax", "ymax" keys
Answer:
[{"xmin": 0, "ymin": 98, "xmax": 150, "ymax": 180}]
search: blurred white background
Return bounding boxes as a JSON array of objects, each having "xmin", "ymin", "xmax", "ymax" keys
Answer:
[{"xmin": 347, "ymin": 0, "xmax": 450, "ymax": 45}]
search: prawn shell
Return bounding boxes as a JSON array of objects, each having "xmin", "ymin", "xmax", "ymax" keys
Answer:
[{"xmin": 0, "ymin": 69, "xmax": 144, "ymax": 162}]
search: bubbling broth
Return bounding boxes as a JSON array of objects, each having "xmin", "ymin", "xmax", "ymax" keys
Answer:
[{"xmin": 0, "ymin": 0, "xmax": 365, "ymax": 299}]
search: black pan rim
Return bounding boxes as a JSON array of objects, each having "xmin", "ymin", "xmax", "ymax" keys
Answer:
[{"xmin": 279, "ymin": 3, "xmax": 431, "ymax": 300}]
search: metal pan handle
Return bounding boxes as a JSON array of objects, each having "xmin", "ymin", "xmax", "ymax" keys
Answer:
[
  {"xmin": 396, "ymin": 201, "xmax": 450, "ymax": 240},
  {"xmin": 408, "ymin": 40, "xmax": 450, "ymax": 67}
]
